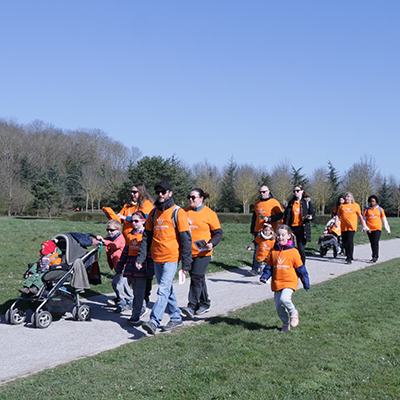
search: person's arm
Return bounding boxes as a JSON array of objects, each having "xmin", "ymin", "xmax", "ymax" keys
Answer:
[
  {"xmin": 250, "ymin": 211, "xmax": 256, "ymax": 234},
  {"xmin": 358, "ymin": 212, "xmax": 369, "ymax": 232},
  {"xmin": 208, "ymin": 228, "xmax": 223, "ymax": 249},
  {"xmin": 382, "ymin": 216, "xmax": 391, "ymax": 234}
]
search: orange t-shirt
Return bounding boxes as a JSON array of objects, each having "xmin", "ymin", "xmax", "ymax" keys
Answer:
[
  {"xmin": 254, "ymin": 236, "xmax": 275, "ymax": 263},
  {"xmin": 291, "ymin": 201, "xmax": 303, "ymax": 227},
  {"xmin": 185, "ymin": 206, "xmax": 221, "ymax": 257},
  {"xmin": 337, "ymin": 203, "xmax": 362, "ymax": 232},
  {"xmin": 124, "ymin": 230, "xmax": 143, "ymax": 256},
  {"xmin": 363, "ymin": 206, "xmax": 385, "ymax": 232},
  {"xmin": 145, "ymin": 206, "xmax": 190, "ymax": 263},
  {"xmin": 253, "ymin": 198, "xmax": 283, "ymax": 232},
  {"xmin": 119, "ymin": 199, "xmax": 154, "ymax": 241},
  {"xmin": 266, "ymin": 245, "xmax": 303, "ymax": 292}
]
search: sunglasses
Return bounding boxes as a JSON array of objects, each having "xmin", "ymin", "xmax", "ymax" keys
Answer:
[
  {"xmin": 132, "ymin": 219, "xmax": 144, "ymax": 223},
  {"xmin": 187, "ymin": 195, "xmax": 200, "ymax": 200},
  {"xmin": 155, "ymin": 189, "xmax": 167, "ymax": 195},
  {"xmin": 106, "ymin": 228, "xmax": 117, "ymax": 232},
  {"xmin": 293, "ymin": 189, "xmax": 301, "ymax": 193},
  {"xmin": 259, "ymin": 190, "xmax": 269, "ymax": 194},
  {"xmin": 131, "ymin": 190, "xmax": 138, "ymax": 194}
]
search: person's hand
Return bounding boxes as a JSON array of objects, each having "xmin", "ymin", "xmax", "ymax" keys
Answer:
[
  {"xmin": 205, "ymin": 243, "xmax": 213, "ymax": 251},
  {"xmin": 247, "ymin": 246, "xmax": 252, "ymax": 252},
  {"xmin": 136, "ymin": 262, "xmax": 143, "ymax": 270},
  {"xmin": 96, "ymin": 235, "xmax": 103, "ymax": 241}
]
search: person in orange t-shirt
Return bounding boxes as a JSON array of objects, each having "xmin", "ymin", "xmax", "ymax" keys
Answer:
[
  {"xmin": 181, "ymin": 188, "xmax": 223, "ymax": 319},
  {"xmin": 259, "ymin": 224, "xmax": 309, "ymax": 333},
  {"xmin": 118, "ymin": 183, "xmax": 154, "ymax": 242},
  {"xmin": 282, "ymin": 184, "xmax": 315, "ymax": 265},
  {"xmin": 363, "ymin": 195, "xmax": 391, "ymax": 262},
  {"xmin": 247, "ymin": 223, "xmax": 276, "ymax": 275},
  {"xmin": 335, "ymin": 192, "xmax": 369, "ymax": 264},
  {"xmin": 136, "ymin": 181, "xmax": 192, "ymax": 335}
]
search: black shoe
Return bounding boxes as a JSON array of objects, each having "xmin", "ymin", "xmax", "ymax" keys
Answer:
[
  {"xmin": 19, "ymin": 287, "xmax": 30, "ymax": 294},
  {"xmin": 162, "ymin": 320, "xmax": 184, "ymax": 332},
  {"xmin": 142, "ymin": 321, "xmax": 157, "ymax": 335},
  {"xmin": 345, "ymin": 260, "xmax": 352, "ymax": 265},
  {"xmin": 181, "ymin": 307, "xmax": 195, "ymax": 319}
]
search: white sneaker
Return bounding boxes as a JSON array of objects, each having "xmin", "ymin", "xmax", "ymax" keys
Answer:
[{"xmin": 290, "ymin": 310, "xmax": 299, "ymax": 327}]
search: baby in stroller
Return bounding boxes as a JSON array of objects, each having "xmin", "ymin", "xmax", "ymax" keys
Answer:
[
  {"xmin": 19, "ymin": 240, "xmax": 62, "ymax": 295},
  {"xmin": 318, "ymin": 218, "xmax": 342, "ymax": 258}
]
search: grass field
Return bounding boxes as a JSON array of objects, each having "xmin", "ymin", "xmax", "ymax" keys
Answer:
[
  {"xmin": 1, "ymin": 217, "xmax": 398, "ymax": 315},
  {"xmin": 0, "ymin": 256, "xmax": 399, "ymax": 398}
]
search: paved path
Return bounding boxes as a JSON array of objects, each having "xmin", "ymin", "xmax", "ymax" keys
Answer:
[{"xmin": 0, "ymin": 239, "xmax": 399, "ymax": 385}]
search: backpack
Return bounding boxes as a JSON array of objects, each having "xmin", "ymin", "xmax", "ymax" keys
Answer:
[{"xmin": 365, "ymin": 206, "xmax": 382, "ymax": 217}]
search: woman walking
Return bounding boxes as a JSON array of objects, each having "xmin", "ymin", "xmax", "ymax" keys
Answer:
[
  {"xmin": 335, "ymin": 192, "xmax": 368, "ymax": 264},
  {"xmin": 283, "ymin": 184, "xmax": 315, "ymax": 264},
  {"xmin": 363, "ymin": 195, "xmax": 391, "ymax": 262},
  {"xmin": 181, "ymin": 188, "xmax": 223, "ymax": 318}
]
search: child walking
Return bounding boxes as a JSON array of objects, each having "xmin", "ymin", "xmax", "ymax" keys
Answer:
[
  {"xmin": 247, "ymin": 223, "xmax": 276, "ymax": 275},
  {"xmin": 260, "ymin": 224, "xmax": 310, "ymax": 332},
  {"xmin": 116, "ymin": 211, "xmax": 154, "ymax": 325},
  {"xmin": 97, "ymin": 220, "xmax": 132, "ymax": 310}
]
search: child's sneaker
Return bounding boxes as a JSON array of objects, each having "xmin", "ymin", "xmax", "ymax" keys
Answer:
[
  {"xmin": 129, "ymin": 315, "xmax": 141, "ymax": 326},
  {"xmin": 247, "ymin": 269, "xmax": 257, "ymax": 276},
  {"xmin": 114, "ymin": 301, "xmax": 127, "ymax": 313},
  {"xmin": 290, "ymin": 310, "xmax": 299, "ymax": 327},
  {"xmin": 281, "ymin": 324, "xmax": 290, "ymax": 333}
]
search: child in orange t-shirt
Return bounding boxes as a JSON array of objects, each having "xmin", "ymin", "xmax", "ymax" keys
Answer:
[
  {"xmin": 260, "ymin": 224, "xmax": 309, "ymax": 332},
  {"xmin": 247, "ymin": 223, "xmax": 276, "ymax": 275}
]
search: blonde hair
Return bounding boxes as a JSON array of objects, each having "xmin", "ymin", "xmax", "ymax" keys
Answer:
[
  {"xmin": 276, "ymin": 224, "xmax": 297, "ymax": 247},
  {"xmin": 107, "ymin": 219, "xmax": 121, "ymax": 231}
]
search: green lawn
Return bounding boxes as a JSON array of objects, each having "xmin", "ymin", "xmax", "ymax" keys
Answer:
[
  {"xmin": 1, "ymin": 217, "xmax": 398, "ymax": 315},
  {"xmin": 1, "ymin": 257, "xmax": 399, "ymax": 398}
]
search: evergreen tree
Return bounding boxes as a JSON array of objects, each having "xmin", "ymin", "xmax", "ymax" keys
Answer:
[
  {"xmin": 327, "ymin": 160, "xmax": 341, "ymax": 212},
  {"xmin": 31, "ymin": 177, "xmax": 61, "ymax": 219},
  {"xmin": 291, "ymin": 166, "xmax": 308, "ymax": 188},
  {"xmin": 218, "ymin": 157, "xmax": 240, "ymax": 212},
  {"xmin": 378, "ymin": 178, "xmax": 396, "ymax": 216}
]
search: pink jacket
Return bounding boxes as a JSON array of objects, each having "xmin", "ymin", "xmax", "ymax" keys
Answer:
[{"xmin": 103, "ymin": 233, "xmax": 125, "ymax": 271}]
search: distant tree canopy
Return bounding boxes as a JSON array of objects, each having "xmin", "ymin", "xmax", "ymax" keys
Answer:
[{"xmin": 1, "ymin": 118, "xmax": 399, "ymax": 217}]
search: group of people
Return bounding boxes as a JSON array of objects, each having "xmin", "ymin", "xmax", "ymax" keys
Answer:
[{"xmin": 99, "ymin": 181, "xmax": 223, "ymax": 334}]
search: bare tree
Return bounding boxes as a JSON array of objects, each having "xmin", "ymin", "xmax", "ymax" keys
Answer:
[
  {"xmin": 309, "ymin": 167, "xmax": 332, "ymax": 215},
  {"xmin": 0, "ymin": 120, "xmax": 26, "ymax": 215},
  {"xmin": 235, "ymin": 164, "xmax": 259, "ymax": 214},
  {"xmin": 341, "ymin": 155, "xmax": 378, "ymax": 210},
  {"xmin": 269, "ymin": 159, "xmax": 292, "ymax": 206},
  {"xmin": 191, "ymin": 160, "xmax": 221, "ymax": 210}
]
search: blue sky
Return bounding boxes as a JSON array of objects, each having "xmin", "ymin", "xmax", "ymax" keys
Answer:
[{"xmin": 1, "ymin": 1, "xmax": 399, "ymax": 180}]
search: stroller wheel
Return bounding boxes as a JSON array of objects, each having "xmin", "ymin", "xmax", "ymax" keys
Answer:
[
  {"xmin": 5, "ymin": 309, "xmax": 11, "ymax": 324},
  {"xmin": 35, "ymin": 311, "xmax": 52, "ymax": 329},
  {"xmin": 76, "ymin": 304, "xmax": 91, "ymax": 321},
  {"xmin": 8, "ymin": 308, "xmax": 26, "ymax": 325}
]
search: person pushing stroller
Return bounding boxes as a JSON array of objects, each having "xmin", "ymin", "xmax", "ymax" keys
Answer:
[{"xmin": 318, "ymin": 218, "xmax": 341, "ymax": 258}]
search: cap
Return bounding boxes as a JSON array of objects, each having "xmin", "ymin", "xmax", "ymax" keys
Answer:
[
  {"xmin": 41, "ymin": 240, "xmax": 57, "ymax": 255},
  {"xmin": 154, "ymin": 180, "xmax": 172, "ymax": 192}
]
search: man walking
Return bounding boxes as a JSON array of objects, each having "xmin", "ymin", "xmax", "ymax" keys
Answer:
[
  {"xmin": 137, "ymin": 180, "xmax": 192, "ymax": 334},
  {"xmin": 248, "ymin": 185, "xmax": 283, "ymax": 275}
]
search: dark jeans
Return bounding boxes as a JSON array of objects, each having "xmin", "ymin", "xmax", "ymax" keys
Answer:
[
  {"xmin": 341, "ymin": 231, "xmax": 356, "ymax": 261},
  {"xmin": 367, "ymin": 230, "xmax": 381, "ymax": 259},
  {"xmin": 188, "ymin": 256, "xmax": 211, "ymax": 311},
  {"xmin": 130, "ymin": 278, "xmax": 152, "ymax": 317},
  {"xmin": 292, "ymin": 226, "xmax": 307, "ymax": 265}
]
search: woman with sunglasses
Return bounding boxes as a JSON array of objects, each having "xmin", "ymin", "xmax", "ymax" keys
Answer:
[
  {"xmin": 283, "ymin": 184, "xmax": 315, "ymax": 265},
  {"xmin": 181, "ymin": 188, "xmax": 223, "ymax": 319},
  {"xmin": 118, "ymin": 183, "xmax": 154, "ymax": 242}
]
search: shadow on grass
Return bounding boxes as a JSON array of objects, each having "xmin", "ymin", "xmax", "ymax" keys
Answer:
[{"xmin": 207, "ymin": 315, "xmax": 279, "ymax": 332}]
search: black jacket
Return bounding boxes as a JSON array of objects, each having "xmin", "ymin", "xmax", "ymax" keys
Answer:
[{"xmin": 283, "ymin": 197, "xmax": 315, "ymax": 242}]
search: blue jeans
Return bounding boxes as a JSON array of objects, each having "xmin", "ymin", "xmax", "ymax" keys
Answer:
[{"xmin": 150, "ymin": 262, "xmax": 182, "ymax": 327}]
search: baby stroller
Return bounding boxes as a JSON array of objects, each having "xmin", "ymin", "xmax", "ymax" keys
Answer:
[
  {"xmin": 318, "ymin": 218, "xmax": 341, "ymax": 258},
  {"xmin": 5, "ymin": 233, "xmax": 103, "ymax": 329}
]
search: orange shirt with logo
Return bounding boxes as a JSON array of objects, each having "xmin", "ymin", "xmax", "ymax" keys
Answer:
[
  {"xmin": 185, "ymin": 206, "xmax": 221, "ymax": 257},
  {"xmin": 145, "ymin": 207, "xmax": 190, "ymax": 263},
  {"xmin": 124, "ymin": 230, "xmax": 143, "ymax": 256},
  {"xmin": 291, "ymin": 201, "xmax": 303, "ymax": 226},
  {"xmin": 337, "ymin": 203, "xmax": 362, "ymax": 232},
  {"xmin": 363, "ymin": 206, "xmax": 385, "ymax": 232},
  {"xmin": 266, "ymin": 246, "xmax": 303, "ymax": 292},
  {"xmin": 253, "ymin": 198, "xmax": 283, "ymax": 232},
  {"xmin": 254, "ymin": 236, "xmax": 275, "ymax": 263},
  {"xmin": 119, "ymin": 200, "xmax": 154, "ymax": 241}
]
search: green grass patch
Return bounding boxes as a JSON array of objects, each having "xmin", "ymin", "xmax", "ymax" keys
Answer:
[{"xmin": 1, "ymin": 258, "xmax": 399, "ymax": 399}]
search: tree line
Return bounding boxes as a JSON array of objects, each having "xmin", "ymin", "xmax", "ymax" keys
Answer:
[{"xmin": 1, "ymin": 119, "xmax": 399, "ymax": 217}]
